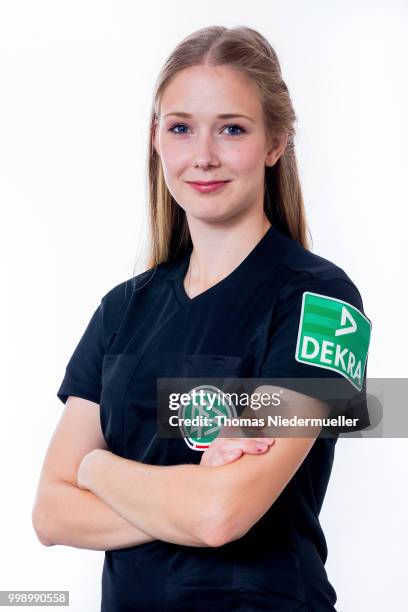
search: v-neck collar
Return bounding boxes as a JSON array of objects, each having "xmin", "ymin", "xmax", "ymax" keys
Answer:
[{"xmin": 167, "ymin": 224, "xmax": 289, "ymax": 308}]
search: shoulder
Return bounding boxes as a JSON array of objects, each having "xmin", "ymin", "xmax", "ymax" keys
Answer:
[
  {"xmin": 100, "ymin": 261, "xmax": 171, "ymax": 310},
  {"xmin": 97, "ymin": 262, "xmax": 171, "ymax": 349},
  {"xmin": 261, "ymin": 234, "xmax": 372, "ymax": 395},
  {"xmin": 275, "ymin": 235, "xmax": 367, "ymax": 314}
]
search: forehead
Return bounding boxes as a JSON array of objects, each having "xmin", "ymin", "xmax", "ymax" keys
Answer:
[{"xmin": 160, "ymin": 64, "xmax": 262, "ymax": 119}]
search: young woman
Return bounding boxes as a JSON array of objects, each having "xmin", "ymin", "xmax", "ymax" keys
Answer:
[{"xmin": 32, "ymin": 26, "xmax": 371, "ymax": 611}]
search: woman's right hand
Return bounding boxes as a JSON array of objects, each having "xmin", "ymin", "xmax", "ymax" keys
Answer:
[{"xmin": 200, "ymin": 435, "xmax": 275, "ymax": 467}]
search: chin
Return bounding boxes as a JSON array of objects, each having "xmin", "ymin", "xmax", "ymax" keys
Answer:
[{"xmin": 189, "ymin": 206, "xmax": 247, "ymax": 225}]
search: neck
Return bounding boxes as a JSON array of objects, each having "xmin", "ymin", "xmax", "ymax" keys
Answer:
[{"xmin": 185, "ymin": 215, "xmax": 272, "ymax": 293}]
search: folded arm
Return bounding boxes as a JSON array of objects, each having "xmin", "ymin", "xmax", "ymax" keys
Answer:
[
  {"xmin": 79, "ymin": 386, "xmax": 329, "ymax": 548},
  {"xmin": 32, "ymin": 396, "xmax": 156, "ymax": 550},
  {"xmin": 32, "ymin": 395, "xmax": 274, "ymax": 550}
]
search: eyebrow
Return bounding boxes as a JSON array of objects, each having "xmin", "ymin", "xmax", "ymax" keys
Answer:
[{"xmin": 163, "ymin": 111, "xmax": 255, "ymax": 123}]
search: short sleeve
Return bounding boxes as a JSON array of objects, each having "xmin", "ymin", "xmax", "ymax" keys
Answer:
[
  {"xmin": 259, "ymin": 275, "xmax": 372, "ymax": 433},
  {"xmin": 56, "ymin": 301, "xmax": 105, "ymax": 405}
]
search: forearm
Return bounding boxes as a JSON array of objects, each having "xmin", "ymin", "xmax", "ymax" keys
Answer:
[
  {"xmin": 84, "ymin": 452, "xmax": 220, "ymax": 547},
  {"xmin": 34, "ymin": 479, "xmax": 156, "ymax": 551}
]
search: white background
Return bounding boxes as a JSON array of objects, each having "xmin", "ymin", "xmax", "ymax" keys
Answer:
[{"xmin": 1, "ymin": 1, "xmax": 407, "ymax": 610}]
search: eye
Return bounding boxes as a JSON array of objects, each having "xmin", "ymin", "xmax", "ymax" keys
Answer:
[
  {"xmin": 168, "ymin": 123, "xmax": 189, "ymax": 135},
  {"xmin": 167, "ymin": 123, "xmax": 247, "ymax": 137},
  {"xmin": 223, "ymin": 124, "xmax": 246, "ymax": 136}
]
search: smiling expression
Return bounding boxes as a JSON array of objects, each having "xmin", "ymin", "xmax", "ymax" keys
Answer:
[{"xmin": 153, "ymin": 64, "xmax": 285, "ymax": 223}]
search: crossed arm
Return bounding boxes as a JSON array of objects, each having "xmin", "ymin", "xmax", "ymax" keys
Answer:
[
  {"xmin": 32, "ymin": 387, "xmax": 328, "ymax": 550},
  {"xmin": 75, "ymin": 386, "xmax": 328, "ymax": 548},
  {"xmin": 77, "ymin": 434, "xmax": 317, "ymax": 548}
]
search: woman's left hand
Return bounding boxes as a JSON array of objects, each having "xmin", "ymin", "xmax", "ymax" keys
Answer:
[{"xmin": 200, "ymin": 434, "xmax": 275, "ymax": 467}]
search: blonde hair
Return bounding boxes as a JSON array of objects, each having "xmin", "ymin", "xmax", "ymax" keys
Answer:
[{"xmin": 145, "ymin": 25, "xmax": 311, "ymax": 269}]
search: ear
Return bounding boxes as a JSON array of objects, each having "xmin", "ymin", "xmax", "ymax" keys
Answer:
[{"xmin": 265, "ymin": 131, "xmax": 289, "ymax": 167}]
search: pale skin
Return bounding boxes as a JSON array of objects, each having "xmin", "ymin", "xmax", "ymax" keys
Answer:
[
  {"xmin": 32, "ymin": 63, "xmax": 328, "ymax": 550},
  {"xmin": 31, "ymin": 396, "xmax": 276, "ymax": 550},
  {"xmin": 73, "ymin": 386, "xmax": 329, "ymax": 550}
]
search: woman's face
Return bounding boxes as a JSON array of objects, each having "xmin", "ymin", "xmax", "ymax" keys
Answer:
[{"xmin": 153, "ymin": 64, "xmax": 286, "ymax": 223}]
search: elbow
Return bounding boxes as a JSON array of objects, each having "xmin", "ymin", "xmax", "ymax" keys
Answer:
[
  {"xmin": 198, "ymin": 498, "xmax": 246, "ymax": 548},
  {"xmin": 201, "ymin": 526, "xmax": 232, "ymax": 548},
  {"xmin": 31, "ymin": 502, "xmax": 55, "ymax": 547},
  {"xmin": 200, "ymin": 517, "xmax": 245, "ymax": 548}
]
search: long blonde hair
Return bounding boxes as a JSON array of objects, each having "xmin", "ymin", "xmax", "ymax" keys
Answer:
[{"xmin": 145, "ymin": 25, "xmax": 311, "ymax": 269}]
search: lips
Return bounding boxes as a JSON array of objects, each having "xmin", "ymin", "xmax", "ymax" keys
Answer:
[
  {"xmin": 187, "ymin": 180, "xmax": 229, "ymax": 185},
  {"xmin": 187, "ymin": 180, "xmax": 230, "ymax": 193}
]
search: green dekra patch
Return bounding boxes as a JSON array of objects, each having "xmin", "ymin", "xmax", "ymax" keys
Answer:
[{"xmin": 295, "ymin": 291, "xmax": 372, "ymax": 391}]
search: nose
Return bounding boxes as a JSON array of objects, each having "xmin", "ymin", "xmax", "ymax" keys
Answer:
[{"xmin": 192, "ymin": 131, "xmax": 220, "ymax": 169}]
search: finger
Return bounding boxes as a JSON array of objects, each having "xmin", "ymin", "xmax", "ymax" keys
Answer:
[
  {"xmin": 216, "ymin": 437, "xmax": 274, "ymax": 446},
  {"xmin": 229, "ymin": 448, "xmax": 243, "ymax": 458},
  {"xmin": 241, "ymin": 440, "xmax": 274, "ymax": 454},
  {"xmin": 212, "ymin": 438, "xmax": 274, "ymax": 456},
  {"xmin": 201, "ymin": 448, "xmax": 242, "ymax": 468},
  {"xmin": 220, "ymin": 448, "xmax": 243, "ymax": 466}
]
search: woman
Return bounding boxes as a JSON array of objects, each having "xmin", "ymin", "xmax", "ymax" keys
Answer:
[{"xmin": 32, "ymin": 26, "xmax": 371, "ymax": 611}]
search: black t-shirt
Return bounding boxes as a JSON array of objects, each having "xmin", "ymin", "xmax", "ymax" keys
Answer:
[{"xmin": 57, "ymin": 225, "xmax": 372, "ymax": 611}]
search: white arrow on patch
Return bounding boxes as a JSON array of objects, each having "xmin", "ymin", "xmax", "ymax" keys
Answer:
[{"xmin": 335, "ymin": 306, "xmax": 357, "ymax": 336}]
